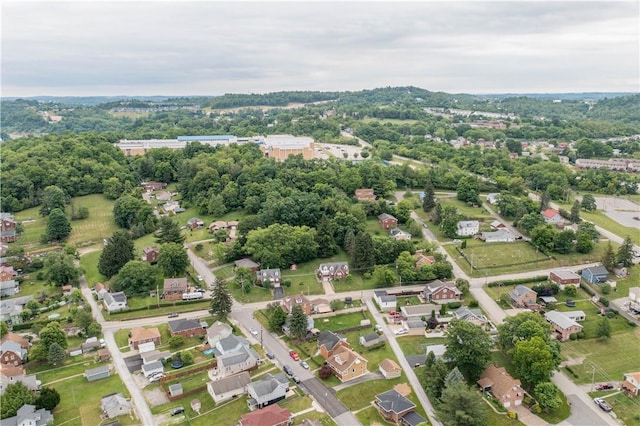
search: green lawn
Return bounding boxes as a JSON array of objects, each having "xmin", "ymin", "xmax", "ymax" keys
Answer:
[
  {"xmin": 165, "ymin": 370, "xmax": 210, "ymax": 393},
  {"xmin": 355, "ymin": 406, "xmax": 389, "ymax": 425},
  {"xmin": 483, "ymin": 282, "xmax": 591, "ymax": 305},
  {"xmin": 612, "ymin": 266, "xmax": 640, "ymax": 299},
  {"xmin": 79, "ymin": 250, "xmax": 106, "ymax": 285},
  {"xmin": 397, "ymin": 336, "xmax": 446, "ymax": 356},
  {"xmin": 438, "ymin": 197, "xmax": 494, "ymax": 220},
  {"xmin": 103, "ymin": 299, "xmax": 211, "ymax": 320},
  {"xmin": 31, "ymin": 359, "xmax": 110, "ymax": 385},
  {"xmin": 561, "ymin": 330, "xmax": 640, "ymax": 384},
  {"xmin": 213, "ymin": 264, "xmax": 235, "ymax": 280},
  {"xmin": 536, "ymin": 389, "xmax": 571, "ymax": 424},
  {"xmin": 292, "ymin": 410, "xmax": 336, "ymax": 426},
  {"xmin": 588, "ymin": 390, "xmax": 640, "ymax": 426},
  {"xmin": 315, "ymin": 311, "xmax": 371, "ymax": 332},
  {"xmin": 555, "ymin": 300, "xmax": 636, "ymax": 338},
  {"xmin": 280, "ymin": 395, "xmax": 313, "ymax": 413},
  {"xmin": 485, "ymin": 410, "xmax": 526, "ymax": 426},
  {"xmin": 230, "ymin": 283, "xmax": 275, "ymax": 304}
]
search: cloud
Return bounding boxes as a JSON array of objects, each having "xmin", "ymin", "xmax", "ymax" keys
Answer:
[{"xmin": 1, "ymin": 1, "xmax": 638, "ymax": 96}]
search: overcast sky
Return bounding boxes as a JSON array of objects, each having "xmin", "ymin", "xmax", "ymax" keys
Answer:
[{"xmin": 2, "ymin": 1, "xmax": 639, "ymax": 96}]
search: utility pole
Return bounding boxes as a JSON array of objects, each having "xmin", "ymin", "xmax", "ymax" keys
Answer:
[{"xmin": 591, "ymin": 365, "xmax": 596, "ymax": 391}]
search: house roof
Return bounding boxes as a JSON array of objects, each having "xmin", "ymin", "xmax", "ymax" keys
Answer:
[
  {"xmin": 541, "ymin": 209, "xmax": 560, "ymax": 219},
  {"xmin": 2, "ymin": 404, "xmax": 53, "ymax": 426},
  {"xmin": 378, "ymin": 358, "xmax": 400, "ymax": 374},
  {"xmin": 360, "ymin": 332, "xmax": 380, "ymax": 343},
  {"xmin": 401, "ymin": 304, "xmax": 440, "ymax": 317},
  {"xmin": 1, "ymin": 332, "xmax": 29, "ymax": 349},
  {"xmin": 490, "ymin": 220, "xmax": 504, "ymax": 228},
  {"xmin": 390, "ymin": 228, "xmax": 411, "ymax": 238},
  {"xmin": 257, "ymin": 268, "xmax": 281, "ymax": 281},
  {"xmin": 545, "ymin": 310, "xmax": 583, "ymax": 330},
  {"xmin": 0, "ymin": 265, "xmax": 17, "ymax": 276},
  {"xmin": 168, "ymin": 318, "xmax": 202, "ymax": 333},
  {"xmin": 413, "ymin": 253, "xmax": 435, "ymax": 266},
  {"xmin": 163, "ymin": 277, "xmax": 188, "ymax": 292},
  {"xmin": 424, "ymin": 280, "xmax": 461, "ymax": 296},
  {"xmin": 141, "ymin": 361, "xmax": 164, "ymax": 373},
  {"xmin": 453, "ymin": 306, "xmax": 485, "ymax": 322},
  {"xmin": 318, "ymin": 262, "xmax": 349, "ymax": 272},
  {"xmin": 375, "ymin": 389, "xmax": 415, "ymax": 414},
  {"xmin": 207, "ymin": 321, "xmax": 232, "ymax": 340},
  {"xmin": 86, "ymin": 365, "xmax": 110, "ymax": 376},
  {"xmin": 218, "ymin": 346, "xmax": 259, "ymax": 368},
  {"xmin": 625, "ymin": 372, "xmax": 640, "ymax": 382},
  {"xmin": 248, "ymin": 373, "xmax": 287, "ymax": 397},
  {"xmin": 377, "ymin": 213, "xmax": 397, "ymax": 221},
  {"xmin": 234, "ymin": 258, "xmax": 260, "ymax": 269},
  {"xmin": 142, "ymin": 246, "xmax": 158, "ymax": 254},
  {"xmin": 402, "ymin": 411, "xmax": 427, "ymax": 426},
  {"xmin": 374, "ymin": 290, "xmax": 396, "ymax": 303},
  {"xmin": 551, "ymin": 270, "xmax": 580, "ymax": 280},
  {"xmin": 0, "ymin": 364, "xmax": 25, "ymax": 377},
  {"xmin": 1, "ymin": 340, "xmax": 27, "ymax": 357},
  {"xmin": 584, "ymin": 265, "xmax": 609, "ymax": 276},
  {"xmin": 130, "ymin": 327, "xmax": 161, "ymax": 342},
  {"xmin": 326, "ymin": 346, "xmax": 367, "ymax": 371},
  {"xmin": 208, "ymin": 371, "xmax": 251, "ymax": 395},
  {"xmin": 509, "ymin": 285, "xmax": 535, "ymax": 301},
  {"xmin": 317, "ymin": 330, "xmax": 344, "ymax": 351},
  {"xmin": 457, "ymin": 220, "xmax": 479, "ymax": 229},
  {"xmin": 101, "ymin": 393, "xmax": 131, "ymax": 413},
  {"xmin": 478, "ymin": 364, "xmax": 522, "ymax": 399},
  {"xmin": 539, "ymin": 296, "xmax": 557, "ymax": 303},
  {"xmin": 240, "ymin": 404, "xmax": 291, "ymax": 426},
  {"xmin": 141, "ymin": 350, "xmax": 171, "ymax": 364},
  {"xmin": 217, "ymin": 335, "xmax": 248, "ymax": 352},
  {"xmin": 405, "ymin": 319, "xmax": 426, "ymax": 329},
  {"xmin": 168, "ymin": 383, "xmax": 183, "ymax": 393},
  {"xmin": 481, "ymin": 229, "xmax": 516, "ymax": 241},
  {"xmin": 563, "ymin": 311, "xmax": 586, "ymax": 321}
]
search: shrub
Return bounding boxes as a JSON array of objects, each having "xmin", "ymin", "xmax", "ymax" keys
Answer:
[
  {"xmin": 599, "ymin": 297, "xmax": 610, "ymax": 307},
  {"xmin": 606, "ymin": 311, "xmax": 616, "ymax": 319},
  {"xmin": 601, "ymin": 283, "xmax": 612, "ymax": 295},
  {"xmin": 577, "ymin": 331, "xmax": 586, "ymax": 339},
  {"xmin": 168, "ymin": 336, "xmax": 184, "ymax": 348},
  {"xmin": 569, "ymin": 333, "xmax": 577, "ymax": 340},
  {"xmin": 531, "ymin": 404, "xmax": 542, "ymax": 414},
  {"xmin": 447, "ymin": 301, "xmax": 461, "ymax": 309},
  {"xmin": 564, "ymin": 286, "xmax": 577, "ymax": 297},
  {"xmin": 318, "ymin": 365, "xmax": 333, "ymax": 380},
  {"xmin": 469, "ymin": 300, "xmax": 479, "ymax": 308}
]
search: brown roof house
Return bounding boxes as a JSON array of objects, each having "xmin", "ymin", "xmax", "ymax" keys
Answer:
[
  {"xmin": 281, "ymin": 294, "xmax": 313, "ymax": 315},
  {"xmin": 422, "ymin": 280, "xmax": 462, "ymax": 304},
  {"xmin": 621, "ymin": 372, "xmax": 640, "ymax": 397},
  {"xmin": 509, "ymin": 285, "xmax": 537, "ymax": 308},
  {"xmin": 478, "ymin": 364, "xmax": 524, "ymax": 408},
  {"xmin": 413, "ymin": 253, "xmax": 435, "ymax": 268},
  {"xmin": 129, "ymin": 327, "xmax": 161, "ymax": 350},
  {"xmin": 375, "ymin": 389, "xmax": 426, "ymax": 426},
  {"xmin": 325, "ymin": 346, "xmax": 368, "ymax": 383},
  {"xmin": 239, "ymin": 404, "xmax": 292, "ymax": 426},
  {"xmin": 141, "ymin": 247, "xmax": 159, "ymax": 263},
  {"xmin": 317, "ymin": 262, "xmax": 349, "ymax": 280},
  {"xmin": 378, "ymin": 213, "xmax": 398, "ymax": 230},
  {"xmin": 379, "ymin": 359, "xmax": 401, "ymax": 379},
  {"xmin": 354, "ymin": 188, "xmax": 376, "ymax": 202},
  {"xmin": 163, "ymin": 277, "xmax": 188, "ymax": 301}
]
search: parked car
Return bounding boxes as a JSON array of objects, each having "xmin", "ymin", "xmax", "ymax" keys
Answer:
[
  {"xmin": 300, "ymin": 360, "xmax": 309, "ymax": 369},
  {"xmin": 250, "ymin": 328, "xmax": 258, "ymax": 336},
  {"xmin": 171, "ymin": 407, "xmax": 185, "ymax": 416},
  {"xmin": 289, "ymin": 350, "xmax": 300, "ymax": 361},
  {"xmin": 292, "ymin": 375, "xmax": 301, "ymax": 384},
  {"xmin": 283, "ymin": 365, "xmax": 294, "ymax": 376},
  {"xmin": 594, "ymin": 398, "xmax": 612, "ymax": 412},
  {"xmin": 266, "ymin": 352, "xmax": 275, "ymax": 360},
  {"xmin": 168, "ymin": 313, "xmax": 179, "ymax": 318},
  {"xmin": 596, "ymin": 383, "xmax": 614, "ymax": 391},
  {"xmin": 394, "ymin": 328, "xmax": 408, "ymax": 335}
]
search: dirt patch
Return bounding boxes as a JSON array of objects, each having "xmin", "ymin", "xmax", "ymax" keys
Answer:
[
  {"xmin": 145, "ymin": 387, "xmax": 169, "ymax": 407},
  {"xmin": 560, "ymin": 356, "xmax": 586, "ymax": 367},
  {"xmin": 393, "ymin": 383, "xmax": 411, "ymax": 397},
  {"xmin": 194, "ymin": 356, "xmax": 207, "ymax": 364}
]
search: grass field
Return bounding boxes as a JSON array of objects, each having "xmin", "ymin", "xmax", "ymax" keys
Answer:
[
  {"xmin": 555, "ymin": 300, "xmax": 636, "ymax": 338},
  {"xmin": 588, "ymin": 390, "xmax": 640, "ymax": 426},
  {"xmin": 79, "ymin": 250, "xmax": 106, "ymax": 285},
  {"xmin": 397, "ymin": 336, "xmax": 446, "ymax": 356},
  {"xmin": 438, "ymin": 197, "xmax": 494, "ymax": 220}
]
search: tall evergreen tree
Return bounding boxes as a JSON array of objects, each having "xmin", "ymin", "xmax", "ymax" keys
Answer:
[
  {"xmin": 47, "ymin": 342, "xmax": 67, "ymax": 365},
  {"xmin": 315, "ymin": 216, "xmax": 338, "ymax": 258},
  {"xmin": 580, "ymin": 194, "xmax": 597, "ymax": 211},
  {"xmin": 432, "ymin": 202, "xmax": 443, "ymax": 224},
  {"xmin": 539, "ymin": 191, "xmax": 551, "ymax": 211},
  {"xmin": 45, "ymin": 208, "xmax": 71, "ymax": 241},
  {"xmin": 439, "ymin": 383, "xmax": 488, "ymax": 426},
  {"xmin": 289, "ymin": 304, "xmax": 308, "ymax": 341},
  {"xmin": 210, "ymin": 277, "xmax": 232, "ymax": 320},
  {"xmin": 602, "ymin": 242, "xmax": 617, "ymax": 271},
  {"xmin": 353, "ymin": 231, "xmax": 376, "ymax": 273},
  {"xmin": 422, "ymin": 180, "xmax": 436, "ymax": 212},
  {"xmin": 155, "ymin": 217, "xmax": 185, "ymax": 244},
  {"xmin": 343, "ymin": 228, "xmax": 356, "ymax": 257},
  {"xmin": 569, "ymin": 200, "xmax": 581, "ymax": 223},
  {"xmin": 616, "ymin": 236, "xmax": 634, "ymax": 267},
  {"xmin": 98, "ymin": 230, "xmax": 135, "ymax": 278}
]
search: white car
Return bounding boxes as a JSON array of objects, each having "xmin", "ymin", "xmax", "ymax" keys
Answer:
[
  {"xmin": 394, "ymin": 328, "xmax": 408, "ymax": 335},
  {"xmin": 250, "ymin": 328, "xmax": 258, "ymax": 336},
  {"xmin": 197, "ymin": 275, "xmax": 203, "ymax": 281}
]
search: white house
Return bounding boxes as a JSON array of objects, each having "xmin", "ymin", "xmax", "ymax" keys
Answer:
[
  {"xmin": 480, "ymin": 229, "xmax": 516, "ymax": 243},
  {"xmin": 456, "ymin": 220, "xmax": 479, "ymax": 236},
  {"xmin": 102, "ymin": 291, "xmax": 128, "ymax": 312},
  {"xmin": 373, "ymin": 291, "xmax": 397, "ymax": 311},
  {"xmin": 541, "ymin": 209, "xmax": 563, "ymax": 224},
  {"xmin": 486, "ymin": 193, "xmax": 500, "ymax": 205},
  {"xmin": 207, "ymin": 371, "xmax": 250, "ymax": 404}
]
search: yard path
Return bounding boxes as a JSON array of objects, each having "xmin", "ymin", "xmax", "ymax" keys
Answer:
[{"xmin": 42, "ymin": 372, "xmax": 85, "ymax": 385}]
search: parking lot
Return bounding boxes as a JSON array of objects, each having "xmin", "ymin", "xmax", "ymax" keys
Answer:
[{"xmin": 314, "ymin": 143, "xmax": 364, "ymax": 160}]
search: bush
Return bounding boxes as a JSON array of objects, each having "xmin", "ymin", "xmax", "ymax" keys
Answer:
[
  {"xmin": 577, "ymin": 331, "xmax": 586, "ymax": 339},
  {"xmin": 601, "ymin": 283, "xmax": 612, "ymax": 295},
  {"xmin": 531, "ymin": 404, "xmax": 542, "ymax": 414},
  {"xmin": 318, "ymin": 364, "xmax": 333, "ymax": 380},
  {"xmin": 599, "ymin": 297, "xmax": 610, "ymax": 307},
  {"xmin": 569, "ymin": 333, "xmax": 577, "ymax": 340},
  {"xmin": 564, "ymin": 286, "xmax": 577, "ymax": 297},
  {"xmin": 487, "ymin": 276, "xmax": 547, "ymax": 287},
  {"xmin": 606, "ymin": 311, "xmax": 616, "ymax": 319},
  {"xmin": 168, "ymin": 336, "xmax": 184, "ymax": 348},
  {"xmin": 447, "ymin": 301, "xmax": 462, "ymax": 309},
  {"xmin": 469, "ymin": 300, "xmax": 479, "ymax": 308}
]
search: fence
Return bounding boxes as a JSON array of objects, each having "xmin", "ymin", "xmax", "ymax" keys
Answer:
[{"xmin": 159, "ymin": 360, "xmax": 217, "ymax": 384}]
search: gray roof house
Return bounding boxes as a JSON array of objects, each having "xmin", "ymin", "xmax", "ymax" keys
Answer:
[
  {"xmin": 214, "ymin": 335, "xmax": 250, "ymax": 357},
  {"xmin": 247, "ymin": 373, "xmax": 289, "ymax": 410},
  {"xmin": 509, "ymin": 285, "xmax": 537, "ymax": 308},
  {"xmin": 85, "ymin": 365, "xmax": 111, "ymax": 382},
  {"xmin": 375, "ymin": 389, "xmax": 424, "ymax": 425},
  {"xmin": 207, "ymin": 371, "xmax": 251, "ymax": 404},
  {"xmin": 102, "ymin": 291, "xmax": 128, "ymax": 313},
  {"xmin": 101, "ymin": 393, "xmax": 132, "ymax": 419},
  {"xmin": 0, "ymin": 296, "xmax": 33, "ymax": 324},
  {"xmin": 0, "ymin": 367, "xmax": 41, "ymax": 395},
  {"xmin": 256, "ymin": 268, "xmax": 281, "ymax": 286},
  {"xmin": 141, "ymin": 361, "xmax": 164, "ymax": 378},
  {"xmin": 207, "ymin": 321, "xmax": 233, "ymax": 347},
  {"xmin": 0, "ymin": 280, "xmax": 19, "ymax": 297},
  {"xmin": 2, "ymin": 404, "xmax": 53, "ymax": 426},
  {"xmin": 216, "ymin": 346, "xmax": 260, "ymax": 378},
  {"xmin": 359, "ymin": 332, "xmax": 386, "ymax": 348},
  {"xmin": 1, "ymin": 340, "xmax": 28, "ymax": 364}
]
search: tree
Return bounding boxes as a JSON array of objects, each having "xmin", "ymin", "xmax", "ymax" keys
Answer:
[
  {"xmin": 423, "ymin": 359, "xmax": 449, "ymax": 399},
  {"xmin": 181, "ymin": 350, "xmax": 194, "ymax": 365},
  {"xmin": 319, "ymin": 364, "xmax": 334, "ymax": 380},
  {"xmin": 353, "ymin": 231, "xmax": 376, "ymax": 273},
  {"xmin": 439, "ymin": 383, "xmax": 488, "ymax": 426},
  {"xmin": 518, "ymin": 212, "xmax": 545, "ymax": 234},
  {"xmin": 456, "ymin": 176, "xmax": 479, "ymax": 204},
  {"xmin": 444, "ymin": 320, "xmax": 492, "ymax": 382},
  {"xmin": 575, "ymin": 232, "xmax": 595, "ymax": 254},
  {"xmin": 39, "ymin": 321, "xmax": 67, "ymax": 351},
  {"xmin": 422, "ymin": 180, "xmax": 436, "ymax": 212},
  {"xmin": 497, "ymin": 312, "xmax": 556, "ymax": 352},
  {"xmin": 268, "ymin": 305, "xmax": 288, "ymax": 332},
  {"xmin": 47, "ymin": 342, "xmax": 67, "ymax": 365},
  {"xmin": 0, "ymin": 382, "xmax": 36, "ymax": 419},
  {"xmin": 616, "ymin": 236, "xmax": 634, "ymax": 268},
  {"xmin": 531, "ymin": 224, "xmax": 556, "ymax": 252},
  {"xmin": 35, "ymin": 387, "xmax": 61, "ymax": 411},
  {"xmin": 534, "ymin": 382, "xmax": 562, "ymax": 411},
  {"xmin": 156, "ymin": 217, "xmax": 185, "ymax": 244},
  {"xmin": 44, "ymin": 208, "xmax": 71, "ymax": 241},
  {"xmin": 210, "ymin": 277, "xmax": 232, "ymax": 320},
  {"xmin": 512, "ymin": 336, "xmax": 558, "ymax": 387},
  {"xmin": 113, "ymin": 195, "xmax": 155, "ymax": 230},
  {"xmin": 553, "ymin": 230, "xmax": 575, "ymax": 254},
  {"xmin": 581, "ymin": 194, "xmax": 597, "ymax": 211},
  {"xmin": 596, "ymin": 316, "xmax": 612, "ymax": 339},
  {"xmin": 569, "ymin": 200, "xmax": 581, "ymax": 223},
  {"xmin": 455, "ymin": 279, "xmax": 470, "ymax": 295},
  {"xmin": 98, "ymin": 230, "xmax": 135, "ymax": 278},
  {"xmin": 113, "ymin": 260, "xmax": 156, "ymax": 296},
  {"xmin": 158, "ymin": 243, "xmax": 189, "ymax": 278},
  {"xmin": 432, "ymin": 202, "xmax": 443, "ymax": 224},
  {"xmin": 86, "ymin": 322, "xmax": 102, "ymax": 337},
  {"xmin": 288, "ymin": 304, "xmax": 308, "ymax": 341},
  {"xmin": 440, "ymin": 206, "xmax": 462, "ymax": 239},
  {"xmin": 315, "ymin": 216, "xmax": 338, "ymax": 258},
  {"xmin": 577, "ymin": 222, "xmax": 599, "ymax": 241},
  {"xmin": 102, "ymin": 177, "xmax": 124, "ymax": 200},
  {"xmin": 602, "ymin": 242, "xmax": 617, "ymax": 271},
  {"xmin": 373, "ymin": 265, "xmax": 397, "ymax": 288},
  {"xmin": 74, "ymin": 310, "xmax": 93, "ymax": 332},
  {"xmin": 44, "ymin": 251, "xmax": 79, "ymax": 286},
  {"xmin": 244, "ymin": 224, "xmax": 318, "ymax": 268},
  {"xmin": 539, "ymin": 191, "xmax": 551, "ymax": 211},
  {"xmin": 39, "ymin": 185, "xmax": 66, "ymax": 216},
  {"xmin": 169, "ymin": 336, "xmax": 185, "ymax": 348},
  {"xmin": 0, "ymin": 321, "xmax": 9, "ymax": 339},
  {"xmin": 343, "ymin": 228, "xmax": 356, "ymax": 257}
]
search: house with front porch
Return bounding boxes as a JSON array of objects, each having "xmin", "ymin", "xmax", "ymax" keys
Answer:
[
  {"xmin": 621, "ymin": 372, "xmax": 640, "ymax": 397},
  {"xmin": 325, "ymin": 346, "xmax": 368, "ymax": 383},
  {"xmin": 317, "ymin": 262, "xmax": 349, "ymax": 280}
]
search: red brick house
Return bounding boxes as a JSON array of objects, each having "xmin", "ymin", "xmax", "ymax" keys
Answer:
[
  {"xmin": 141, "ymin": 247, "xmax": 159, "ymax": 263},
  {"xmin": 0, "ymin": 214, "xmax": 17, "ymax": 243},
  {"xmin": 544, "ymin": 311, "xmax": 583, "ymax": 341},
  {"xmin": 354, "ymin": 188, "xmax": 376, "ymax": 202},
  {"xmin": 239, "ymin": 404, "xmax": 292, "ymax": 426},
  {"xmin": 318, "ymin": 330, "xmax": 350, "ymax": 360},
  {"xmin": 317, "ymin": 262, "xmax": 349, "ymax": 280},
  {"xmin": 163, "ymin": 277, "xmax": 188, "ymax": 301},
  {"xmin": 129, "ymin": 327, "xmax": 161, "ymax": 350},
  {"xmin": 549, "ymin": 270, "xmax": 581, "ymax": 289},
  {"xmin": 509, "ymin": 285, "xmax": 537, "ymax": 308},
  {"xmin": 422, "ymin": 280, "xmax": 462, "ymax": 304},
  {"xmin": 413, "ymin": 253, "xmax": 435, "ymax": 268},
  {"xmin": 377, "ymin": 213, "xmax": 398, "ymax": 230},
  {"xmin": 375, "ymin": 389, "xmax": 424, "ymax": 425},
  {"xmin": 142, "ymin": 181, "xmax": 167, "ymax": 192},
  {"xmin": 0, "ymin": 265, "xmax": 18, "ymax": 282},
  {"xmin": 168, "ymin": 319, "xmax": 206, "ymax": 338},
  {"xmin": 478, "ymin": 364, "xmax": 524, "ymax": 408},
  {"xmin": 281, "ymin": 294, "xmax": 313, "ymax": 315}
]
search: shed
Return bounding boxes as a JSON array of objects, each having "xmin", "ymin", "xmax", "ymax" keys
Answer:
[
  {"xmin": 86, "ymin": 365, "xmax": 111, "ymax": 382},
  {"xmin": 169, "ymin": 383, "xmax": 183, "ymax": 397}
]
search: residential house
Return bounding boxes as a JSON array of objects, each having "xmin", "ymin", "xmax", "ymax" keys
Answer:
[
  {"xmin": 425, "ymin": 344, "xmax": 447, "ymax": 361},
  {"xmin": 103, "ymin": 291, "xmax": 128, "ymax": 312},
  {"xmin": 140, "ymin": 350, "xmax": 171, "ymax": 366},
  {"xmin": 378, "ymin": 213, "xmax": 398, "ymax": 230},
  {"xmin": 0, "ymin": 296, "xmax": 33, "ymax": 324},
  {"xmin": 163, "ymin": 277, "xmax": 188, "ymax": 301},
  {"xmin": 629, "ymin": 287, "xmax": 640, "ymax": 303},
  {"xmin": 375, "ymin": 389, "xmax": 425, "ymax": 426},
  {"xmin": 456, "ymin": 220, "xmax": 479, "ymax": 236},
  {"xmin": 247, "ymin": 373, "xmax": 289, "ymax": 410},
  {"xmin": 403, "ymin": 319, "xmax": 427, "ymax": 336},
  {"xmin": 234, "ymin": 258, "xmax": 260, "ymax": 272},
  {"xmin": 142, "ymin": 181, "xmax": 167, "ymax": 192},
  {"xmin": 129, "ymin": 327, "xmax": 161, "ymax": 350},
  {"xmin": 168, "ymin": 318, "xmax": 206, "ymax": 338},
  {"xmin": 257, "ymin": 268, "xmax": 281, "ymax": 286},
  {"xmin": 549, "ymin": 270, "xmax": 581, "ymax": 289},
  {"xmin": 545, "ymin": 310, "xmax": 583, "ymax": 341},
  {"xmin": 206, "ymin": 321, "xmax": 233, "ymax": 347},
  {"xmin": 317, "ymin": 330, "xmax": 349, "ymax": 360},
  {"xmin": 94, "ymin": 283, "xmax": 109, "ymax": 298},
  {"xmin": 239, "ymin": 404, "xmax": 292, "ymax": 426},
  {"xmin": 400, "ymin": 304, "xmax": 440, "ymax": 320},
  {"xmin": 378, "ymin": 358, "xmax": 401, "ymax": 379},
  {"xmin": 621, "ymin": 372, "xmax": 640, "ymax": 397},
  {"xmin": 486, "ymin": 193, "xmax": 501, "ymax": 205},
  {"xmin": 0, "ymin": 340, "xmax": 28, "ymax": 366},
  {"xmin": 141, "ymin": 361, "xmax": 164, "ymax": 378},
  {"xmin": 0, "ymin": 265, "xmax": 17, "ymax": 282},
  {"xmin": 101, "ymin": 393, "xmax": 132, "ymax": 419},
  {"xmin": 0, "ymin": 280, "xmax": 19, "ymax": 297},
  {"xmin": 582, "ymin": 265, "xmax": 609, "ymax": 285},
  {"xmin": 281, "ymin": 294, "xmax": 313, "ymax": 315},
  {"xmin": 97, "ymin": 348, "xmax": 111, "ymax": 362},
  {"xmin": 81, "ymin": 337, "xmax": 102, "ymax": 354},
  {"xmin": 85, "ymin": 365, "xmax": 111, "ymax": 382},
  {"xmin": 490, "ymin": 220, "xmax": 506, "ymax": 229},
  {"xmin": 207, "ymin": 371, "xmax": 251, "ymax": 404},
  {"xmin": 541, "ymin": 209, "xmax": 563, "ymax": 224},
  {"xmin": 413, "ymin": 253, "xmax": 435, "ymax": 268},
  {"xmin": 480, "ymin": 229, "xmax": 516, "ymax": 243},
  {"xmin": 187, "ymin": 217, "xmax": 205, "ymax": 230},
  {"xmin": 162, "ymin": 200, "xmax": 185, "ymax": 214},
  {"xmin": 214, "ymin": 335, "xmax": 250, "ymax": 357},
  {"xmin": 477, "ymin": 364, "xmax": 524, "ymax": 408},
  {"xmin": 325, "ymin": 346, "xmax": 368, "ymax": 382},
  {"xmin": 2, "ymin": 404, "xmax": 53, "ymax": 426},
  {"xmin": 209, "ymin": 220, "xmax": 239, "ymax": 233},
  {"xmin": 562, "ymin": 311, "xmax": 586, "ymax": 321},
  {"xmin": 0, "ymin": 364, "xmax": 40, "ymax": 394},
  {"xmin": 422, "ymin": 280, "xmax": 462, "ymax": 304},
  {"xmin": 141, "ymin": 247, "xmax": 159, "ymax": 263},
  {"xmin": 390, "ymin": 228, "xmax": 412, "ymax": 240},
  {"xmin": 452, "ymin": 306, "xmax": 490, "ymax": 327},
  {"xmin": 216, "ymin": 346, "xmax": 260, "ymax": 378},
  {"xmin": 0, "ymin": 213, "xmax": 17, "ymax": 243},
  {"xmin": 509, "ymin": 285, "xmax": 537, "ymax": 308},
  {"xmin": 355, "ymin": 188, "xmax": 376, "ymax": 202},
  {"xmin": 359, "ymin": 332, "xmax": 386, "ymax": 348},
  {"xmin": 374, "ymin": 291, "xmax": 397, "ymax": 311},
  {"xmin": 317, "ymin": 262, "xmax": 349, "ymax": 280}
]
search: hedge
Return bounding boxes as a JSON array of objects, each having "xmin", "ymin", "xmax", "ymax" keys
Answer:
[{"xmin": 487, "ymin": 275, "xmax": 548, "ymax": 287}]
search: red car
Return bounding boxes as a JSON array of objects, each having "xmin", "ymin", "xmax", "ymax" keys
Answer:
[{"xmin": 289, "ymin": 351, "xmax": 300, "ymax": 361}]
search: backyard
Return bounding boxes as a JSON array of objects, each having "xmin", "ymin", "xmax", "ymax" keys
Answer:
[{"xmin": 588, "ymin": 390, "xmax": 640, "ymax": 426}]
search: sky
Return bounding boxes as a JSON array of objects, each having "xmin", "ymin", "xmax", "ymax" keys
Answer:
[{"xmin": 2, "ymin": 1, "xmax": 639, "ymax": 97}]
